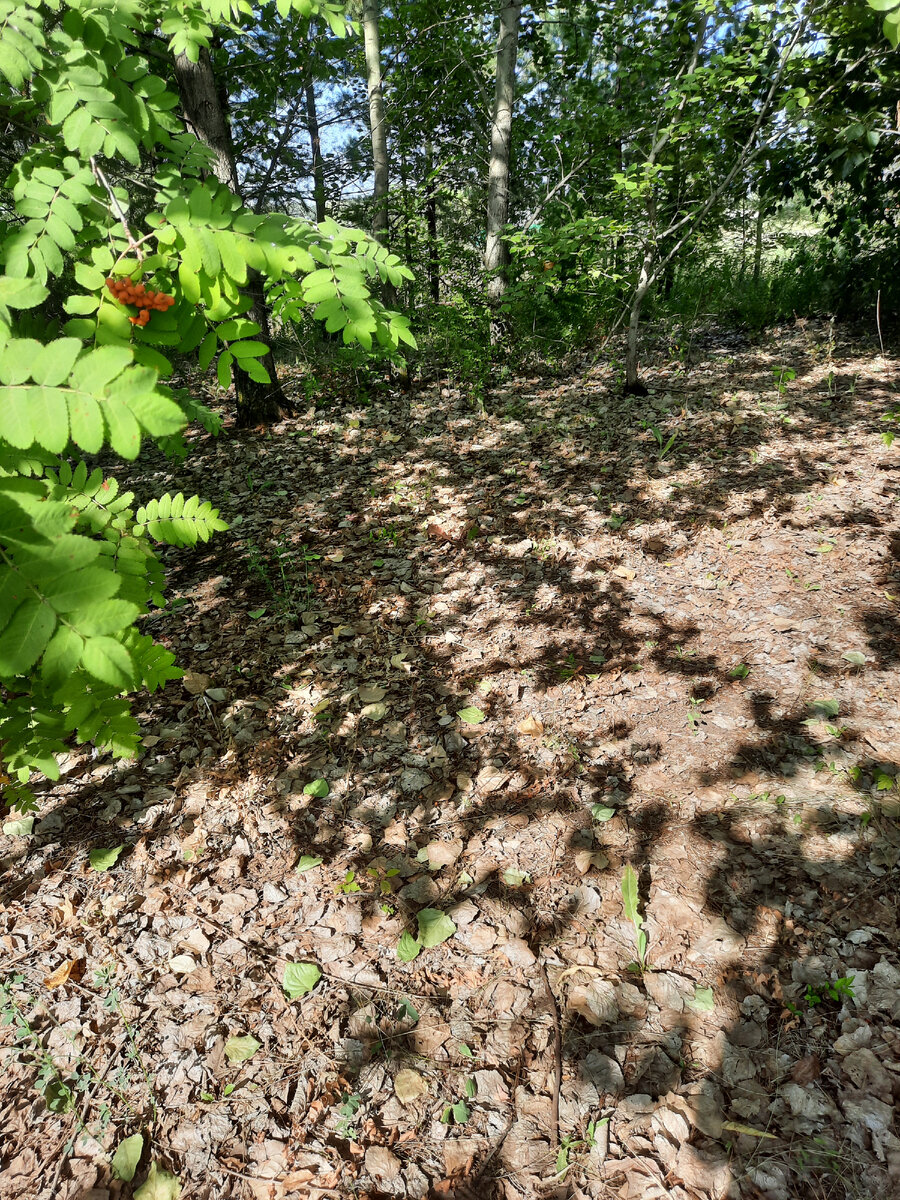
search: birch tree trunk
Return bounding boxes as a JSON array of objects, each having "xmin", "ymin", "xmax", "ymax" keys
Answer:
[
  {"xmin": 362, "ymin": 0, "xmax": 395, "ymax": 305},
  {"xmin": 173, "ymin": 47, "xmax": 288, "ymax": 426},
  {"xmin": 484, "ymin": 0, "xmax": 521, "ymax": 345}
]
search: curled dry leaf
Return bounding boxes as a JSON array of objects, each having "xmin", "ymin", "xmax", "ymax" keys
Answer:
[
  {"xmin": 168, "ymin": 955, "xmax": 198, "ymax": 974},
  {"xmin": 43, "ymin": 959, "xmax": 80, "ymax": 989}
]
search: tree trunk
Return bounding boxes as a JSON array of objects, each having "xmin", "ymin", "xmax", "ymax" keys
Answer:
[
  {"xmin": 172, "ymin": 47, "xmax": 288, "ymax": 426},
  {"xmin": 625, "ymin": 248, "xmax": 654, "ymax": 395},
  {"xmin": 399, "ymin": 152, "xmax": 414, "ymax": 306},
  {"xmin": 304, "ymin": 34, "xmax": 327, "ymax": 223},
  {"xmin": 362, "ymin": 0, "xmax": 395, "ymax": 306},
  {"xmin": 752, "ymin": 199, "xmax": 765, "ymax": 284},
  {"xmin": 425, "ymin": 139, "xmax": 439, "ymax": 302},
  {"xmin": 484, "ymin": 0, "xmax": 521, "ymax": 345}
]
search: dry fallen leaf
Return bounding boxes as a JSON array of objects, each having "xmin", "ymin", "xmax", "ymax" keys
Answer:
[
  {"xmin": 182, "ymin": 671, "xmax": 212, "ymax": 696},
  {"xmin": 393, "ymin": 1068, "xmax": 428, "ymax": 1106},
  {"xmin": 43, "ymin": 959, "xmax": 80, "ymax": 989},
  {"xmin": 168, "ymin": 955, "xmax": 198, "ymax": 974},
  {"xmin": 516, "ymin": 714, "xmax": 544, "ymax": 736},
  {"xmin": 573, "ymin": 848, "xmax": 610, "ymax": 875},
  {"xmin": 790, "ymin": 1054, "xmax": 822, "ymax": 1084}
]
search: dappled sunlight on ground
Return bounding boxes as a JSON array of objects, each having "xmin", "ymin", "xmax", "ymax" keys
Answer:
[{"xmin": 2, "ymin": 323, "xmax": 899, "ymax": 1200}]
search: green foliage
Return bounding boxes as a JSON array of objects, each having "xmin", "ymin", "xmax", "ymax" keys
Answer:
[
  {"xmin": 867, "ymin": 0, "xmax": 900, "ymax": 48},
  {"xmin": 0, "ymin": 0, "xmax": 417, "ymax": 812},
  {"xmin": 621, "ymin": 864, "xmax": 649, "ymax": 972}
]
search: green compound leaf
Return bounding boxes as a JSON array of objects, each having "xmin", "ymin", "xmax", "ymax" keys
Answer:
[
  {"xmin": 90, "ymin": 844, "xmax": 124, "ymax": 872},
  {"xmin": 396, "ymin": 930, "xmax": 421, "ymax": 962},
  {"xmin": 688, "ymin": 985, "xmax": 715, "ymax": 1012},
  {"xmin": 621, "ymin": 864, "xmax": 640, "ymax": 927}
]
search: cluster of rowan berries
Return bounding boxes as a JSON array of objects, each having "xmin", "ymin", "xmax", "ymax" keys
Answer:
[{"xmin": 106, "ymin": 277, "xmax": 175, "ymax": 326}]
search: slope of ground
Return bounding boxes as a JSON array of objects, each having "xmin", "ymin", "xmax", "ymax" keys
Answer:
[{"xmin": 2, "ymin": 322, "xmax": 899, "ymax": 1200}]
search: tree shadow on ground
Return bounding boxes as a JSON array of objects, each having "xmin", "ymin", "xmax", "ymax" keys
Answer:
[{"xmin": 3, "ymin": 323, "xmax": 899, "ymax": 1199}]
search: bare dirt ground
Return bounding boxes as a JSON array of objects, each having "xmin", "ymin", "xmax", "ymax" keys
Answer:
[{"xmin": 2, "ymin": 321, "xmax": 899, "ymax": 1200}]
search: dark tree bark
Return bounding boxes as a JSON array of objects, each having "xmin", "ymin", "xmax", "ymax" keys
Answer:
[
  {"xmin": 425, "ymin": 139, "xmax": 439, "ymax": 302},
  {"xmin": 172, "ymin": 47, "xmax": 289, "ymax": 426},
  {"xmin": 304, "ymin": 40, "xmax": 327, "ymax": 223}
]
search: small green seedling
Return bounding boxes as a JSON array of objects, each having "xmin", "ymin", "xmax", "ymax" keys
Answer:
[
  {"xmin": 804, "ymin": 976, "xmax": 855, "ymax": 1008},
  {"xmin": 621, "ymin": 864, "xmax": 648, "ymax": 972},
  {"xmin": 773, "ymin": 365, "xmax": 797, "ymax": 395},
  {"xmin": 335, "ymin": 1091, "xmax": 363, "ymax": 1137},
  {"xmin": 554, "ymin": 1118, "xmax": 609, "ymax": 1178}
]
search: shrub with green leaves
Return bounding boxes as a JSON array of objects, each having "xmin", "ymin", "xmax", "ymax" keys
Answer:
[{"xmin": 0, "ymin": 0, "xmax": 415, "ymax": 813}]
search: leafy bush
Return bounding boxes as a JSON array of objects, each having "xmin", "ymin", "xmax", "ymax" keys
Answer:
[{"xmin": 0, "ymin": 0, "xmax": 414, "ymax": 813}]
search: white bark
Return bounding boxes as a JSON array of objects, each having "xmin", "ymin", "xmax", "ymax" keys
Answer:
[
  {"xmin": 484, "ymin": 0, "xmax": 521, "ymax": 337},
  {"xmin": 363, "ymin": 0, "xmax": 389, "ymax": 245}
]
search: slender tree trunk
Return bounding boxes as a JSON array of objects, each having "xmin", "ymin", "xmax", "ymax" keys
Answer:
[
  {"xmin": 625, "ymin": 247, "xmax": 654, "ymax": 395},
  {"xmin": 173, "ymin": 48, "xmax": 288, "ymax": 426},
  {"xmin": 425, "ymin": 139, "xmax": 439, "ymax": 302},
  {"xmin": 623, "ymin": 15, "xmax": 708, "ymax": 393},
  {"xmin": 304, "ymin": 34, "xmax": 326, "ymax": 223},
  {"xmin": 484, "ymin": 0, "xmax": 521, "ymax": 345},
  {"xmin": 399, "ymin": 152, "xmax": 414, "ymax": 306},
  {"xmin": 753, "ymin": 199, "xmax": 765, "ymax": 284},
  {"xmin": 362, "ymin": 0, "xmax": 395, "ymax": 305}
]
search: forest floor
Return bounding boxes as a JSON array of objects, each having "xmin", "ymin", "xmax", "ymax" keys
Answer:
[{"xmin": 2, "ymin": 320, "xmax": 899, "ymax": 1200}]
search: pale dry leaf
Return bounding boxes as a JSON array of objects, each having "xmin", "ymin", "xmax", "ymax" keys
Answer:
[
  {"xmin": 394, "ymin": 1068, "xmax": 428, "ymax": 1105},
  {"xmin": 182, "ymin": 671, "xmax": 211, "ymax": 696},
  {"xmin": 168, "ymin": 955, "xmax": 198, "ymax": 974},
  {"xmin": 516, "ymin": 714, "xmax": 544, "ymax": 736},
  {"xmin": 43, "ymin": 960, "xmax": 79, "ymax": 989},
  {"xmin": 574, "ymin": 848, "xmax": 610, "ymax": 874}
]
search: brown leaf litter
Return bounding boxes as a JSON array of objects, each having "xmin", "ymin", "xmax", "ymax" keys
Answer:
[{"xmin": 1, "ymin": 322, "xmax": 899, "ymax": 1200}]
